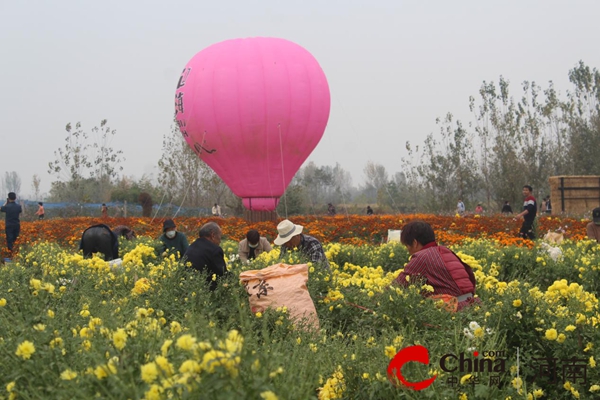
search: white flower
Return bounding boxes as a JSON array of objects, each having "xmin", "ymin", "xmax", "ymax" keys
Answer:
[
  {"xmin": 485, "ymin": 328, "xmax": 494, "ymax": 335},
  {"xmin": 463, "ymin": 328, "xmax": 475, "ymax": 340},
  {"xmin": 516, "ymin": 311, "xmax": 522, "ymax": 319},
  {"xmin": 469, "ymin": 321, "xmax": 481, "ymax": 331},
  {"xmin": 467, "ymin": 347, "xmax": 477, "ymax": 352}
]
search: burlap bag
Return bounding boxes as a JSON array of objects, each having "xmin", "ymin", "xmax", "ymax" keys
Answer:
[{"xmin": 239, "ymin": 263, "xmax": 319, "ymax": 331}]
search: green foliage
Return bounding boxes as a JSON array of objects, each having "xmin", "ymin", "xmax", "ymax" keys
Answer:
[{"xmin": 2, "ymin": 237, "xmax": 600, "ymax": 398}]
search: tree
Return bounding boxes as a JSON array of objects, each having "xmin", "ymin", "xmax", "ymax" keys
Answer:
[
  {"xmin": 48, "ymin": 120, "xmax": 124, "ymax": 202},
  {"xmin": 564, "ymin": 61, "xmax": 600, "ymax": 174},
  {"xmin": 158, "ymin": 123, "xmax": 233, "ymax": 209},
  {"xmin": 362, "ymin": 161, "xmax": 388, "ymax": 204},
  {"xmin": 31, "ymin": 174, "xmax": 41, "ymax": 200},
  {"xmin": 3, "ymin": 172, "xmax": 22, "ymax": 195}
]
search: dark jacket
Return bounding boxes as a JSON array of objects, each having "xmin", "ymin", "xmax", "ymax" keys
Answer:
[
  {"xmin": 159, "ymin": 232, "xmax": 189, "ymax": 259},
  {"xmin": 183, "ymin": 238, "xmax": 227, "ymax": 290},
  {"xmin": 79, "ymin": 224, "xmax": 119, "ymax": 261},
  {"xmin": 1, "ymin": 202, "xmax": 22, "ymax": 226}
]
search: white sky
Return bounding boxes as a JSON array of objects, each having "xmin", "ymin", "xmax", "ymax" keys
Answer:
[{"xmin": 2, "ymin": 0, "xmax": 600, "ymax": 198}]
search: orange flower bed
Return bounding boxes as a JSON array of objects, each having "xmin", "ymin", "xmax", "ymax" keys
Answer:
[{"xmin": 0, "ymin": 214, "xmax": 588, "ymax": 258}]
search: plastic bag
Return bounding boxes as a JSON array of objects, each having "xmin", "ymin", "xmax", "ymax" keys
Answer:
[
  {"xmin": 239, "ymin": 263, "xmax": 319, "ymax": 331},
  {"xmin": 387, "ymin": 229, "xmax": 402, "ymax": 243}
]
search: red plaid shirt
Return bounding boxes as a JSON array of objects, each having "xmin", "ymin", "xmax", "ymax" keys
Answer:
[{"xmin": 394, "ymin": 242, "xmax": 475, "ymax": 298}]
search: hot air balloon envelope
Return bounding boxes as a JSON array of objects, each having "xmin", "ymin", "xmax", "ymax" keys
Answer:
[{"xmin": 174, "ymin": 37, "xmax": 330, "ymax": 211}]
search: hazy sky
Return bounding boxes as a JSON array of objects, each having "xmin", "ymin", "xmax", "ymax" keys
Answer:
[{"xmin": 2, "ymin": 1, "xmax": 600, "ymax": 198}]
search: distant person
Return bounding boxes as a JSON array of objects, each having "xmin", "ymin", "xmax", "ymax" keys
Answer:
[
  {"xmin": 327, "ymin": 203, "xmax": 336, "ymax": 216},
  {"xmin": 238, "ymin": 229, "xmax": 272, "ymax": 263},
  {"xmin": 275, "ymin": 219, "xmax": 330, "ymax": 269},
  {"xmin": 101, "ymin": 203, "xmax": 108, "ymax": 218},
  {"xmin": 475, "ymin": 204, "xmax": 484, "ymax": 214},
  {"xmin": 183, "ymin": 222, "xmax": 228, "ymax": 291},
  {"xmin": 540, "ymin": 196, "xmax": 547, "ymax": 213},
  {"xmin": 36, "ymin": 202, "xmax": 45, "ymax": 220},
  {"xmin": 457, "ymin": 199, "xmax": 465, "ymax": 215},
  {"xmin": 212, "ymin": 203, "xmax": 222, "ymax": 217},
  {"xmin": 501, "ymin": 201, "xmax": 513, "ymax": 214},
  {"xmin": 366, "ymin": 205, "xmax": 373, "ymax": 215},
  {"xmin": 545, "ymin": 196, "xmax": 552, "ymax": 214},
  {"xmin": 586, "ymin": 208, "xmax": 600, "ymax": 242},
  {"xmin": 514, "ymin": 185, "xmax": 537, "ymax": 240},
  {"xmin": 1, "ymin": 192, "xmax": 22, "ymax": 254},
  {"xmin": 158, "ymin": 219, "xmax": 189, "ymax": 259}
]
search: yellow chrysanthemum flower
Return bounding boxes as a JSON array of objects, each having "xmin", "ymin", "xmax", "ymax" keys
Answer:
[
  {"xmin": 545, "ymin": 328, "xmax": 558, "ymax": 341},
  {"xmin": 15, "ymin": 340, "xmax": 35, "ymax": 360},
  {"xmin": 60, "ymin": 369, "xmax": 78, "ymax": 380},
  {"xmin": 260, "ymin": 391, "xmax": 279, "ymax": 400},
  {"xmin": 176, "ymin": 334, "xmax": 197, "ymax": 351}
]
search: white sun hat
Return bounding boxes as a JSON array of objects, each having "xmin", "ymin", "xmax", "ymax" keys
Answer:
[{"xmin": 274, "ymin": 219, "xmax": 304, "ymax": 245}]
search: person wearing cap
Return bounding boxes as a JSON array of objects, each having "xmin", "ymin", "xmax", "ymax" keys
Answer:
[
  {"xmin": 586, "ymin": 208, "xmax": 600, "ymax": 242},
  {"xmin": 183, "ymin": 222, "xmax": 228, "ymax": 290},
  {"xmin": 513, "ymin": 185, "xmax": 537, "ymax": 240},
  {"xmin": 159, "ymin": 219, "xmax": 189, "ymax": 259},
  {"xmin": 1, "ymin": 192, "xmax": 22, "ymax": 253},
  {"xmin": 275, "ymin": 219, "xmax": 330, "ymax": 269},
  {"xmin": 393, "ymin": 220, "xmax": 479, "ymax": 311},
  {"xmin": 238, "ymin": 229, "xmax": 272, "ymax": 263}
]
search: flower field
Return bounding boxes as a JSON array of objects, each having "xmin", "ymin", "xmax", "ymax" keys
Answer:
[{"xmin": 0, "ymin": 215, "xmax": 599, "ymax": 399}]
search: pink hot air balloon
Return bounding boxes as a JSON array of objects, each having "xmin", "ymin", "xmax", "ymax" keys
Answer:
[{"xmin": 174, "ymin": 37, "xmax": 330, "ymax": 211}]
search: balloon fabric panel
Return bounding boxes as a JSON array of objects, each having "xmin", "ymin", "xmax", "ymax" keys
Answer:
[{"xmin": 175, "ymin": 37, "xmax": 330, "ymax": 211}]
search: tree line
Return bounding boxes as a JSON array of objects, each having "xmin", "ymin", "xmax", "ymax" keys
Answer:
[{"xmin": 3, "ymin": 61, "xmax": 598, "ymax": 216}]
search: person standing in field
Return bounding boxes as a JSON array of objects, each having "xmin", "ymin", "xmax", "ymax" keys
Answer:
[
  {"xmin": 501, "ymin": 201, "xmax": 513, "ymax": 214},
  {"xmin": 1, "ymin": 192, "xmax": 22, "ymax": 254},
  {"xmin": 456, "ymin": 199, "xmax": 465, "ymax": 215},
  {"xmin": 36, "ymin": 202, "xmax": 45, "ymax": 220},
  {"xmin": 327, "ymin": 203, "xmax": 336, "ymax": 216},
  {"xmin": 514, "ymin": 185, "xmax": 537, "ymax": 240},
  {"xmin": 101, "ymin": 203, "xmax": 108, "ymax": 218}
]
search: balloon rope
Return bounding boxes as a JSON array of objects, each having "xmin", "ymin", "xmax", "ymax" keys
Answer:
[
  {"xmin": 173, "ymin": 130, "xmax": 207, "ymax": 218},
  {"xmin": 173, "ymin": 181, "xmax": 192, "ymax": 218},
  {"xmin": 150, "ymin": 191, "xmax": 168, "ymax": 224},
  {"xmin": 278, "ymin": 123, "xmax": 288, "ymax": 218}
]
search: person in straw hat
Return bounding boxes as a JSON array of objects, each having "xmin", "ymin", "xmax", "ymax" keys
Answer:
[{"xmin": 274, "ymin": 219, "xmax": 330, "ymax": 269}]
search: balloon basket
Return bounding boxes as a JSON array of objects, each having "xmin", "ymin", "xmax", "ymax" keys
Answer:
[{"xmin": 243, "ymin": 210, "xmax": 278, "ymax": 223}]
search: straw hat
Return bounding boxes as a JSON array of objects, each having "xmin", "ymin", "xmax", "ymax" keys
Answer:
[{"xmin": 274, "ymin": 219, "xmax": 303, "ymax": 245}]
